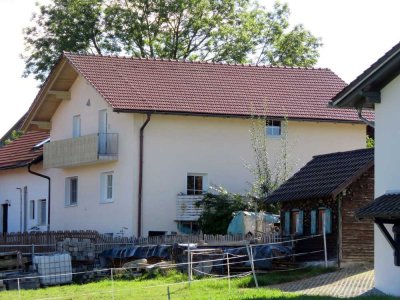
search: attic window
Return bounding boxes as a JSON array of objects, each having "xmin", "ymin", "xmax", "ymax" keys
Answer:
[
  {"xmin": 266, "ymin": 120, "xmax": 281, "ymax": 136},
  {"xmin": 32, "ymin": 138, "xmax": 50, "ymax": 150}
]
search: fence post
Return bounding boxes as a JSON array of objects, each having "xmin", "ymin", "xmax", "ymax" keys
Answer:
[
  {"xmin": 31, "ymin": 244, "xmax": 35, "ymax": 269},
  {"xmin": 167, "ymin": 286, "xmax": 171, "ymax": 300},
  {"xmin": 246, "ymin": 244, "xmax": 258, "ymax": 288},
  {"xmin": 17, "ymin": 278, "xmax": 21, "ymax": 300},
  {"xmin": 323, "ymin": 214, "xmax": 328, "ymax": 268},
  {"xmin": 111, "ymin": 268, "xmax": 115, "ymax": 300},
  {"xmin": 226, "ymin": 253, "xmax": 231, "ymax": 292},
  {"xmin": 187, "ymin": 243, "xmax": 191, "ymax": 287}
]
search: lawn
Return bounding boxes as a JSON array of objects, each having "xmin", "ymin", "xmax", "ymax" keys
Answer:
[{"xmin": 0, "ymin": 267, "xmax": 396, "ymax": 300}]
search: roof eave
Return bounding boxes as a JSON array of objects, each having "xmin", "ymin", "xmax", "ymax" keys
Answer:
[{"xmin": 331, "ymin": 45, "xmax": 400, "ymax": 109}]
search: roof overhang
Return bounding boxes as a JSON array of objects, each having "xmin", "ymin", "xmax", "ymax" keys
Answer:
[
  {"xmin": 330, "ymin": 42, "xmax": 400, "ymax": 109},
  {"xmin": 21, "ymin": 56, "xmax": 78, "ymax": 132}
]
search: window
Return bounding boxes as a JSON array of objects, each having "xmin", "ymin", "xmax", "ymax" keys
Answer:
[
  {"xmin": 38, "ymin": 199, "xmax": 47, "ymax": 226},
  {"xmin": 266, "ymin": 120, "xmax": 281, "ymax": 137},
  {"xmin": 187, "ymin": 173, "xmax": 207, "ymax": 195},
  {"xmin": 29, "ymin": 200, "xmax": 35, "ymax": 220},
  {"xmin": 317, "ymin": 208, "xmax": 332, "ymax": 234},
  {"xmin": 101, "ymin": 172, "xmax": 114, "ymax": 203},
  {"xmin": 283, "ymin": 210, "xmax": 303, "ymax": 236},
  {"xmin": 72, "ymin": 115, "xmax": 81, "ymax": 138},
  {"xmin": 65, "ymin": 177, "xmax": 78, "ymax": 206}
]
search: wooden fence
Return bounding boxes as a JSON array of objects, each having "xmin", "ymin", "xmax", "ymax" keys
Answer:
[{"xmin": 0, "ymin": 230, "xmax": 285, "ymax": 254}]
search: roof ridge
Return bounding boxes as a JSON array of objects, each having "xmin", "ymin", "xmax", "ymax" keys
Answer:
[
  {"xmin": 312, "ymin": 147, "xmax": 374, "ymax": 159},
  {"xmin": 63, "ymin": 52, "xmax": 331, "ymax": 71}
]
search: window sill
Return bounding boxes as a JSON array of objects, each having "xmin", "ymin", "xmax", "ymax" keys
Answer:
[
  {"xmin": 100, "ymin": 200, "xmax": 114, "ymax": 204},
  {"xmin": 267, "ymin": 135, "xmax": 281, "ymax": 139},
  {"xmin": 65, "ymin": 204, "xmax": 78, "ymax": 208}
]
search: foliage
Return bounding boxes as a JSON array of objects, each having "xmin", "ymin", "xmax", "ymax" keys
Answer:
[
  {"xmin": 195, "ymin": 187, "xmax": 253, "ymax": 234},
  {"xmin": 3, "ymin": 130, "xmax": 24, "ymax": 145},
  {"xmin": 23, "ymin": 0, "xmax": 322, "ymax": 81},
  {"xmin": 366, "ymin": 135, "xmax": 375, "ymax": 148},
  {"xmin": 247, "ymin": 116, "xmax": 291, "ymax": 213}
]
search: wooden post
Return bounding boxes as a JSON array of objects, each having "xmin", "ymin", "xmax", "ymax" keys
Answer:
[
  {"xmin": 17, "ymin": 278, "xmax": 21, "ymax": 300},
  {"xmin": 226, "ymin": 253, "xmax": 231, "ymax": 292},
  {"xmin": 323, "ymin": 214, "xmax": 328, "ymax": 268},
  {"xmin": 247, "ymin": 245, "xmax": 258, "ymax": 288},
  {"xmin": 111, "ymin": 268, "xmax": 115, "ymax": 300},
  {"xmin": 167, "ymin": 286, "xmax": 171, "ymax": 300},
  {"xmin": 187, "ymin": 243, "xmax": 191, "ymax": 287}
]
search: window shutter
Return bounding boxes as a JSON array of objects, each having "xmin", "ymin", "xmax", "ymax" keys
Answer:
[
  {"xmin": 65, "ymin": 178, "xmax": 71, "ymax": 205},
  {"xmin": 311, "ymin": 210, "xmax": 317, "ymax": 235},
  {"xmin": 325, "ymin": 209, "xmax": 332, "ymax": 234},
  {"xmin": 284, "ymin": 211, "xmax": 290, "ymax": 235},
  {"xmin": 298, "ymin": 211, "xmax": 304, "ymax": 235}
]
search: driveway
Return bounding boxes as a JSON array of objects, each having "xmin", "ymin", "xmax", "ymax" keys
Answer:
[{"xmin": 269, "ymin": 264, "xmax": 383, "ymax": 298}]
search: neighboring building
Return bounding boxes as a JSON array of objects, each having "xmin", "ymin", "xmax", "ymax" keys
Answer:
[
  {"xmin": 331, "ymin": 41, "xmax": 400, "ymax": 296},
  {"xmin": 266, "ymin": 148, "xmax": 374, "ymax": 264},
  {"xmin": 0, "ymin": 131, "xmax": 50, "ymax": 233},
  {"xmin": 21, "ymin": 52, "xmax": 370, "ymax": 237}
]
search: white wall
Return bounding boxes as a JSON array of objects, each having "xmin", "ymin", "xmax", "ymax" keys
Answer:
[
  {"xmin": 48, "ymin": 74, "xmax": 366, "ymax": 237},
  {"xmin": 0, "ymin": 162, "xmax": 49, "ymax": 232},
  {"xmin": 373, "ymin": 74, "xmax": 400, "ymax": 296}
]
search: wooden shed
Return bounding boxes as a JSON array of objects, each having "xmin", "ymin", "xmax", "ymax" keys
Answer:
[{"xmin": 266, "ymin": 148, "xmax": 374, "ymax": 264}]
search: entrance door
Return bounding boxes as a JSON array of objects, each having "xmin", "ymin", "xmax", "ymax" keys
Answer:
[
  {"xmin": 98, "ymin": 109, "xmax": 108, "ymax": 154},
  {"xmin": 2, "ymin": 204, "xmax": 8, "ymax": 233}
]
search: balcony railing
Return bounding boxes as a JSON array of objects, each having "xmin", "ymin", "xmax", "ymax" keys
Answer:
[
  {"xmin": 176, "ymin": 195, "xmax": 204, "ymax": 221},
  {"xmin": 44, "ymin": 133, "xmax": 118, "ymax": 169}
]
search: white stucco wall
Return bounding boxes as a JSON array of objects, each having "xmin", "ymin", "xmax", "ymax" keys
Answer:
[
  {"xmin": 373, "ymin": 74, "xmax": 400, "ymax": 296},
  {"xmin": 47, "ymin": 74, "xmax": 366, "ymax": 237},
  {"xmin": 0, "ymin": 162, "xmax": 49, "ymax": 232}
]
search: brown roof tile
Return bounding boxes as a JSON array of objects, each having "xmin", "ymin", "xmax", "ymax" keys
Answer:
[
  {"xmin": 266, "ymin": 148, "xmax": 374, "ymax": 203},
  {"xmin": 0, "ymin": 131, "xmax": 49, "ymax": 170},
  {"xmin": 64, "ymin": 53, "xmax": 373, "ymax": 122}
]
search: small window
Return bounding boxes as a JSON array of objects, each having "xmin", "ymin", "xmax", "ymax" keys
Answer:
[
  {"xmin": 38, "ymin": 199, "xmax": 47, "ymax": 226},
  {"xmin": 65, "ymin": 177, "xmax": 78, "ymax": 206},
  {"xmin": 187, "ymin": 173, "xmax": 207, "ymax": 195},
  {"xmin": 29, "ymin": 200, "xmax": 35, "ymax": 220},
  {"xmin": 101, "ymin": 172, "xmax": 114, "ymax": 203},
  {"xmin": 72, "ymin": 115, "xmax": 81, "ymax": 138},
  {"xmin": 266, "ymin": 120, "xmax": 281, "ymax": 137},
  {"xmin": 318, "ymin": 208, "xmax": 332, "ymax": 234},
  {"xmin": 283, "ymin": 210, "xmax": 303, "ymax": 236}
]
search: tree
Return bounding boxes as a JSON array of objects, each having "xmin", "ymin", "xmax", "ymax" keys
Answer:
[{"xmin": 23, "ymin": 0, "xmax": 322, "ymax": 81}]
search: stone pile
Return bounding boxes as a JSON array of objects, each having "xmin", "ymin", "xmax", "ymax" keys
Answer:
[{"xmin": 56, "ymin": 238, "xmax": 96, "ymax": 262}]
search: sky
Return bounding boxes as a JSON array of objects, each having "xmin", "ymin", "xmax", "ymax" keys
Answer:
[{"xmin": 1, "ymin": 0, "xmax": 400, "ymax": 137}]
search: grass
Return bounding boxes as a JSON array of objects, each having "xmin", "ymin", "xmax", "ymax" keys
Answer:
[{"xmin": 0, "ymin": 267, "xmax": 396, "ymax": 300}]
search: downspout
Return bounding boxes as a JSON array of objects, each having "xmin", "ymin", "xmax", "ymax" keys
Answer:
[
  {"xmin": 357, "ymin": 106, "xmax": 375, "ymax": 128},
  {"xmin": 28, "ymin": 162, "xmax": 51, "ymax": 231},
  {"xmin": 138, "ymin": 113, "xmax": 151, "ymax": 238}
]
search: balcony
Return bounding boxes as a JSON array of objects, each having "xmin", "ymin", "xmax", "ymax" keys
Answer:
[
  {"xmin": 43, "ymin": 133, "xmax": 118, "ymax": 169},
  {"xmin": 176, "ymin": 195, "xmax": 204, "ymax": 221}
]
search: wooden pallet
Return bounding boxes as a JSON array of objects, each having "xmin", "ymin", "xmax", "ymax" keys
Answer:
[{"xmin": 0, "ymin": 251, "xmax": 26, "ymax": 271}]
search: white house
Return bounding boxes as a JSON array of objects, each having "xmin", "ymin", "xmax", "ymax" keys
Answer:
[
  {"xmin": 0, "ymin": 130, "xmax": 50, "ymax": 233},
  {"xmin": 331, "ymin": 41, "xmax": 400, "ymax": 296},
  {"xmin": 21, "ymin": 53, "xmax": 370, "ymax": 238}
]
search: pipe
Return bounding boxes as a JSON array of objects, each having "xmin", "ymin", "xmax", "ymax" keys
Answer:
[
  {"xmin": 28, "ymin": 163, "xmax": 51, "ymax": 231},
  {"xmin": 357, "ymin": 106, "xmax": 375, "ymax": 128},
  {"xmin": 137, "ymin": 113, "xmax": 151, "ymax": 237}
]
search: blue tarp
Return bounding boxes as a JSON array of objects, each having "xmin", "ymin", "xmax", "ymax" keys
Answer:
[{"xmin": 227, "ymin": 211, "xmax": 280, "ymax": 235}]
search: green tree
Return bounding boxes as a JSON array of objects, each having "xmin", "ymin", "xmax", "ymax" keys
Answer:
[
  {"xmin": 196, "ymin": 187, "xmax": 253, "ymax": 234},
  {"xmin": 23, "ymin": 0, "xmax": 321, "ymax": 81}
]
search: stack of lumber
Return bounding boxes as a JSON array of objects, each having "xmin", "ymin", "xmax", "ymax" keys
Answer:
[{"xmin": 0, "ymin": 251, "xmax": 27, "ymax": 271}]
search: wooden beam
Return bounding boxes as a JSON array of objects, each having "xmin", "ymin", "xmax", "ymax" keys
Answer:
[
  {"xmin": 31, "ymin": 121, "xmax": 51, "ymax": 130},
  {"xmin": 360, "ymin": 90, "xmax": 381, "ymax": 104},
  {"xmin": 376, "ymin": 221, "xmax": 396, "ymax": 251},
  {"xmin": 48, "ymin": 90, "xmax": 71, "ymax": 100}
]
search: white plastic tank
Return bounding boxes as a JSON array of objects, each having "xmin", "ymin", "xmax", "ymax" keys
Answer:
[{"xmin": 33, "ymin": 253, "xmax": 72, "ymax": 285}]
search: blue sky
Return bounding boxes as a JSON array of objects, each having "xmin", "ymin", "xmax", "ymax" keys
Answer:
[{"xmin": 1, "ymin": 0, "xmax": 400, "ymax": 136}]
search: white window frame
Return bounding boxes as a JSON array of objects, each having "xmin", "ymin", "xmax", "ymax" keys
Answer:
[
  {"xmin": 187, "ymin": 173, "xmax": 208, "ymax": 195},
  {"xmin": 100, "ymin": 171, "xmax": 114, "ymax": 203},
  {"xmin": 266, "ymin": 120, "xmax": 281, "ymax": 137},
  {"xmin": 38, "ymin": 199, "xmax": 47, "ymax": 226},
  {"xmin": 65, "ymin": 177, "xmax": 78, "ymax": 206},
  {"xmin": 72, "ymin": 115, "xmax": 81, "ymax": 138}
]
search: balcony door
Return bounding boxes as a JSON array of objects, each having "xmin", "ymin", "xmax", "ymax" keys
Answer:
[{"xmin": 99, "ymin": 109, "xmax": 108, "ymax": 154}]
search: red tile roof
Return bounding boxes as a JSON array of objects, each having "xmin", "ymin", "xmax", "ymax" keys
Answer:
[
  {"xmin": 64, "ymin": 53, "xmax": 373, "ymax": 122},
  {"xmin": 0, "ymin": 131, "xmax": 49, "ymax": 170}
]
